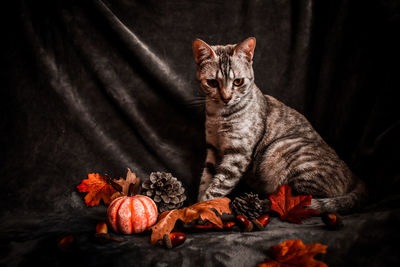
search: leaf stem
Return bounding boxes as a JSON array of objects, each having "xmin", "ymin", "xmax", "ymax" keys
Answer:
[{"xmin": 104, "ymin": 174, "xmax": 123, "ymax": 193}]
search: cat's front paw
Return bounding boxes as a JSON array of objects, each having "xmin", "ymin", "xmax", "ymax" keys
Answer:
[{"xmin": 197, "ymin": 194, "xmax": 208, "ymax": 202}]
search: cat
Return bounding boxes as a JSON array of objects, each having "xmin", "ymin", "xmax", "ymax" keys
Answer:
[{"xmin": 192, "ymin": 37, "xmax": 367, "ymax": 214}]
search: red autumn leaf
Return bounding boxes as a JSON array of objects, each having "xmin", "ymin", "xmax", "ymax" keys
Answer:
[
  {"xmin": 77, "ymin": 173, "xmax": 118, "ymax": 206},
  {"xmin": 269, "ymin": 184, "xmax": 319, "ymax": 224},
  {"xmin": 150, "ymin": 198, "xmax": 231, "ymax": 244},
  {"xmin": 258, "ymin": 239, "xmax": 327, "ymax": 267}
]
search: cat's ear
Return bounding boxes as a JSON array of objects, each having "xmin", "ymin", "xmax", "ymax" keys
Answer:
[
  {"xmin": 234, "ymin": 37, "xmax": 256, "ymax": 62},
  {"xmin": 192, "ymin": 39, "xmax": 216, "ymax": 64}
]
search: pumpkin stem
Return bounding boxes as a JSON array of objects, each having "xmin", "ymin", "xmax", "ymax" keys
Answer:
[{"xmin": 128, "ymin": 183, "xmax": 136, "ymax": 196}]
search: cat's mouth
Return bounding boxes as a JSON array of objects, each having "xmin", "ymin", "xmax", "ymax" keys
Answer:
[
  {"xmin": 207, "ymin": 95, "xmax": 241, "ymax": 106},
  {"xmin": 221, "ymin": 97, "xmax": 241, "ymax": 106}
]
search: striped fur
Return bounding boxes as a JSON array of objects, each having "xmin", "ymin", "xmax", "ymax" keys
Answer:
[{"xmin": 193, "ymin": 38, "xmax": 367, "ymax": 214}]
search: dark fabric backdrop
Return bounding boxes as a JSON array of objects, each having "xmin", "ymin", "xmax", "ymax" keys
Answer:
[{"xmin": 1, "ymin": 0, "xmax": 399, "ymax": 266}]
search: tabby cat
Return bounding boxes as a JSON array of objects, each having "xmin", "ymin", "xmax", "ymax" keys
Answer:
[{"xmin": 193, "ymin": 37, "xmax": 366, "ymax": 214}]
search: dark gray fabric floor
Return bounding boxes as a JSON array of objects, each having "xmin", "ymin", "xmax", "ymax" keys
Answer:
[
  {"xmin": 1, "ymin": 197, "xmax": 399, "ymax": 267},
  {"xmin": 1, "ymin": 0, "xmax": 399, "ymax": 266}
]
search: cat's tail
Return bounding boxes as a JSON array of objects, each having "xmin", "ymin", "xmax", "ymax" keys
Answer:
[{"xmin": 309, "ymin": 178, "xmax": 368, "ymax": 214}]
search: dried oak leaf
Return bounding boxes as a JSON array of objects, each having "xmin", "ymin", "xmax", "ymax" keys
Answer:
[
  {"xmin": 111, "ymin": 168, "xmax": 140, "ymax": 200},
  {"xmin": 150, "ymin": 198, "xmax": 231, "ymax": 244},
  {"xmin": 269, "ymin": 184, "xmax": 319, "ymax": 224},
  {"xmin": 77, "ymin": 173, "xmax": 117, "ymax": 206},
  {"xmin": 258, "ymin": 239, "xmax": 327, "ymax": 267}
]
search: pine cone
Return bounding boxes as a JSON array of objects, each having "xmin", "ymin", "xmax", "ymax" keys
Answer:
[
  {"xmin": 231, "ymin": 192, "xmax": 264, "ymax": 220},
  {"xmin": 141, "ymin": 172, "xmax": 187, "ymax": 213}
]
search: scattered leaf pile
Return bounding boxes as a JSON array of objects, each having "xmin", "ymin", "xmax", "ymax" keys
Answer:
[
  {"xmin": 259, "ymin": 239, "xmax": 327, "ymax": 267},
  {"xmin": 77, "ymin": 170, "xmax": 333, "ymax": 266}
]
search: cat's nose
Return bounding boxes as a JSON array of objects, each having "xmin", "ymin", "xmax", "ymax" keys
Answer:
[{"xmin": 222, "ymin": 96, "xmax": 232, "ymax": 104}]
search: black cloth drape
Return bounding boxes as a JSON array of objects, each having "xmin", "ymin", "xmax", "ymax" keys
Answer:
[{"xmin": 1, "ymin": 0, "xmax": 399, "ymax": 266}]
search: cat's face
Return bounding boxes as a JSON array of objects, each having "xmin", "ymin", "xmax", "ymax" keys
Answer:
[{"xmin": 192, "ymin": 38, "xmax": 256, "ymax": 106}]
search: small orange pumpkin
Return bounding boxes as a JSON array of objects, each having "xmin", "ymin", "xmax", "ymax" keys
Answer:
[{"xmin": 107, "ymin": 184, "xmax": 158, "ymax": 234}]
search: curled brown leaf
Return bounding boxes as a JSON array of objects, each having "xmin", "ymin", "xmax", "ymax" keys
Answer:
[{"xmin": 150, "ymin": 198, "xmax": 231, "ymax": 244}]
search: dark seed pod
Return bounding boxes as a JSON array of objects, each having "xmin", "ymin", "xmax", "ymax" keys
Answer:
[
  {"xmin": 57, "ymin": 235, "xmax": 75, "ymax": 252},
  {"xmin": 252, "ymin": 214, "xmax": 271, "ymax": 231},
  {"xmin": 321, "ymin": 212, "xmax": 344, "ymax": 230},
  {"xmin": 169, "ymin": 232, "xmax": 186, "ymax": 247},
  {"xmin": 257, "ymin": 214, "xmax": 271, "ymax": 227},
  {"xmin": 252, "ymin": 219, "xmax": 265, "ymax": 231},
  {"xmin": 236, "ymin": 215, "xmax": 253, "ymax": 232},
  {"xmin": 95, "ymin": 222, "xmax": 108, "ymax": 234},
  {"xmin": 162, "ymin": 232, "xmax": 186, "ymax": 248}
]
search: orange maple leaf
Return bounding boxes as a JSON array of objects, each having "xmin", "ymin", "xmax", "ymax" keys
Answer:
[
  {"xmin": 77, "ymin": 173, "xmax": 117, "ymax": 206},
  {"xmin": 259, "ymin": 239, "xmax": 327, "ymax": 267},
  {"xmin": 150, "ymin": 198, "xmax": 231, "ymax": 244},
  {"xmin": 269, "ymin": 184, "xmax": 319, "ymax": 224}
]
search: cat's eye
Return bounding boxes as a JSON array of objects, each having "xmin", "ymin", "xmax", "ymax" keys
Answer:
[
  {"xmin": 206, "ymin": 79, "xmax": 219, "ymax": 88},
  {"xmin": 233, "ymin": 78, "xmax": 244, "ymax": 86}
]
